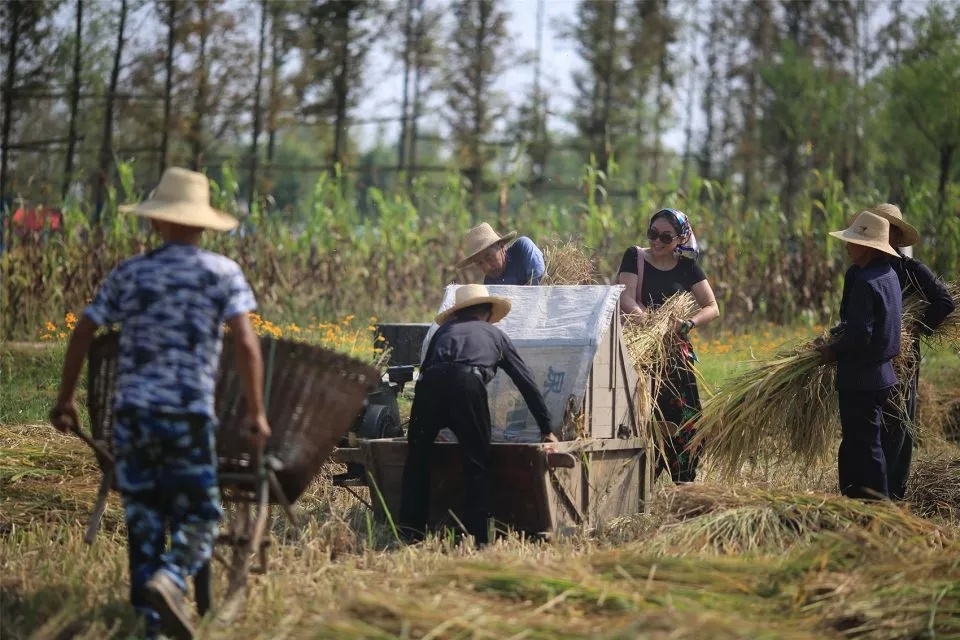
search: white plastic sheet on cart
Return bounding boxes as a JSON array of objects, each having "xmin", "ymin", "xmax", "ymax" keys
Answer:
[{"xmin": 420, "ymin": 284, "xmax": 624, "ymax": 443}]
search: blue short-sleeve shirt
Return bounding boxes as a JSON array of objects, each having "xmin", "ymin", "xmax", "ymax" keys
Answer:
[
  {"xmin": 483, "ymin": 236, "xmax": 545, "ymax": 286},
  {"xmin": 85, "ymin": 242, "xmax": 257, "ymax": 417}
]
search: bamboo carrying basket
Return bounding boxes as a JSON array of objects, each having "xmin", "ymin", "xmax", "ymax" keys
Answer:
[{"xmin": 84, "ymin": 330, "xmax": 381, "ymax": 504}]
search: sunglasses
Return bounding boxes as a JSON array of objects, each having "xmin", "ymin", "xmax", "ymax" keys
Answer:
[{"xmin": 646, "ymin": 228, "xmax": 678, "ymax": 244}]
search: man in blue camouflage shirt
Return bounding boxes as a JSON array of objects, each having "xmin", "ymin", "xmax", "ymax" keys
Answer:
[{"xmin": 51, "ymin": 167, "xmax": 271, "ymax": 639}]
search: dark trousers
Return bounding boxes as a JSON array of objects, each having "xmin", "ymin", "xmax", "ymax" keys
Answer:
[
  {"xmin": 398, "ymin": 364, "xmax": 493, "ymax": 544},
  {"xmin": 837, "ymin": 388, "xmax": 891, "ymax": 500},
  {"xmin": 652, "ymin": 349, "xmax": 702, "ymax": 484},
  {"xmin": 880, "ymin": 363, "xmax": 918, "ymax": 501}
]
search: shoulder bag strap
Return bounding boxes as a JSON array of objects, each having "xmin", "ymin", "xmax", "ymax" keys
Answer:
[{"xmin": 635, "ymin": 245, "xmax": 647, "ymax": 311}]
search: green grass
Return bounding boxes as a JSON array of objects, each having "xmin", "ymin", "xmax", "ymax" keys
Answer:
[
  {"xmin": 4, "ymin": 326, "xmax": 955, "ymax": 427},
  {"xmin": 0, "ymin": 343, "xmax": 70, "ymax": 425},
  {"xmin": 920, "ymin": 342, "xmax": 960, "ymax": 388},
  {"xmin": 692, "ymin": 326, "xmax": 959, "ymax": 392}
]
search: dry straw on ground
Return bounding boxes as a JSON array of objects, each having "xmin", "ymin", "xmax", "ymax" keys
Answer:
[
  {"xmin": 4, "ymin": 424, "xmax": 960, "ymax": 640},
  {"xmin": 649, "ymin": 482, "xmax": 954, "ymax": 556},
  {"xmin": 907, "ymin": 453, "xmax": 960, "ymax": 521}
]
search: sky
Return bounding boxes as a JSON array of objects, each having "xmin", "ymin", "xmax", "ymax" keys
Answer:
[{"xmin": 350, "ymin": 0, "xmax": 615, "ymax": 151}]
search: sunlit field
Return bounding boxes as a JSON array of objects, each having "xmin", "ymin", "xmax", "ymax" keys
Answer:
[{"xmin": 2, "ymin": 323, "xmax": 958, "ymax": 640}]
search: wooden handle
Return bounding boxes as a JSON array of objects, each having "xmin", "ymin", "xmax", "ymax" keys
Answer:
[
  {"xmin": 546, "ymin": 451, "xmax": 577, "ymax": 469},
  {"xmin": 67, "ymin": 421, "xmax": 115, "ymax": 465}
]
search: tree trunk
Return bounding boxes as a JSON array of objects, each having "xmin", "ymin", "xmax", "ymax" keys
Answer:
[
  {"xmin": 679, "ymin": 60, "xmax": 696, "ymax": 190},
  {"xmin": 843, "ymin": 0, "xmax": 868, "ymax": 193},
  {"xmin": 331, "ymin": 8, "xmax": 352, "ymax": 171},
  {"xmin": 397, "ymin": 0, "xmax": 414, "ymax": 171},
  {"xmin": 468, "ymin": 0, "xmax": 491, "ymax": 218},
  {"xmin": 1, "ymin": 1, "xmax": 22, "ymax": 212},
  {"xmin": 598, "ymin": 0, "xmax": 618, "ymax": 177},
  {"xmin": 409, "ymin": 2, "xmax": 424, "ymax": 184},
  {"xmin": 190, "ymin": 0, "xmax": 209, "ymax": 171},
  {"xmin": 530, "ymin": 0, "xmax": 545, "ymax": 185},
  {"xmin": 718, "ymin": 4, "xmax": 735, "ymax": 185},
  {"xmin": 679, "ymin": 0, "xmax": 698, "ymax": 190},
  {"xmin": 699, "ymin": 0, "xmax": 718, "ymax": 182},
  {"xmin": 159, "ymin": 0, "xmax": 177, "ymax": 177},
  {"xmin": 651, "ymin": 4, "xmax": 668, "ymax": 185},
  {"xmin": 631, "ymin": 76, "xmax": 646, "ymax": 187},
  {"xmin": 266, "ymin": 2, "xmax": 281, "ymax": 174},
  {"xmin": 742, "ymin": 73, "xmax": 756, "ymax": 210},
  {"xmin": 248, "ymin": 0, "xmax": 268, "ymax": 212},
  {"xmin": 93, "ymin": 0, "xmax": 127, "ymax": 220},
  {"xmin": 890, "ymin": 0, "xmax": 903, "ymax": 66},
  {"xmin": 937, "ymin": 144, "xmax": 954, "ymax": 219},
  {"xmin": 62, "ymin": 0, "xmax": 83, "ymax": 202}
]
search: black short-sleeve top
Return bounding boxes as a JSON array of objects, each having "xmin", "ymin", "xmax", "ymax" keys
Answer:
[{"xmin": 617, "ymin": 246, "xmax": 707, "ymax": 309}]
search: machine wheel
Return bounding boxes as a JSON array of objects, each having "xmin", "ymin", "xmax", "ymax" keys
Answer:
[{"xmin": 357, "ymin": 403, "xmax": 403, "ymax": 440}]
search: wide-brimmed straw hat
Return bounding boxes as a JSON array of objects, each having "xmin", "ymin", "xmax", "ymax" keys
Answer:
[
  {"xmin": 119, "ymin": 167, "xmax": 239, "ymax": 231},
  {"xmin": 435, "ymin": 284, "xmax": 512, "ymax": 325},
  {"xmin": 455, "ymin": 223, "xmax": 518, "ymax": 269},
  {"xmin": 828, "ymin": 211, "xmax": 899, "ymax": 257},
  {"xmin": 865, "ymin": 203, "xmax": 919, "ymax": 248}
]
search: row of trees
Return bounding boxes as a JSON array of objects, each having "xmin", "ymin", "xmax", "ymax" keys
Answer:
[{"xmin": 2, "ymin": 0, "xmax": 959, "ymax": 220}]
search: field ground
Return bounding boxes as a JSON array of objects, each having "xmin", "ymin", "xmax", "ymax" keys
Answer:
[{"xmin": 1, "ymin": 330, "xmax": 959, "ymax": 640}]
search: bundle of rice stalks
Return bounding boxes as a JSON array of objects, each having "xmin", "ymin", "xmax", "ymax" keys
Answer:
[
  {"xmin": 893, "ymin": 304, "xmax": 921, "ymax": 382},
  {"xmin": 692, "ymin": 312, "xmax": 924, "ymax": 476},
  {"xmin": 541, "ymin": 240, "xmax": 596, "ymax": 285},
  {"xmin": 906, "ymin": 454, "xmax": 960, "ymax": 521},
  {"xmin": 911, "ymin": 280, "xmax": 960, "ymax": 349},
  {"xmin": 621, "ymin": 292, "xmax": 700, "ymax": 372},
  {"xmin": 648, "ymin": 483, "xmax": 951, "ymax": 556},
  {"xmin": 622, "ymin": 293, "xmax": 701, "ymax": 452},
  {"xmin": 688, "ymin": 337, "xmax": 837, "ymax": 477}
]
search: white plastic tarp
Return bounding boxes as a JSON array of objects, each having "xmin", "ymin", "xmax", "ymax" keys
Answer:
[{"xmin": 421, "ymin": 285, "xmax": 625, "ymax": 443}]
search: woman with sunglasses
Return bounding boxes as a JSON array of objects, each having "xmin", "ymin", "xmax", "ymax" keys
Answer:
[{"xmin": 616, "ymin": 208, "xmax": 720, "ymax": 483}]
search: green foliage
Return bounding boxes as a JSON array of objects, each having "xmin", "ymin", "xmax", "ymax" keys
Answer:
[{"xmin": 3, "ymin": 157, "xmax": 959, "ymax": 342}]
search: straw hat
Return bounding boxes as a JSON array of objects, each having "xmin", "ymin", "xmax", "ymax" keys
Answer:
[
  {"xmin": 435, "ymin": 284, "xmax": 512, "ymax": 325},
  {"xmin": 828, "ymin": 211, "xmax": 899, "ymax": 257},
  {"xmin": 119, "ymin": 167, "xmax": 239, "ymax": 231},
  {"xmin": 456, "ymin": 223, "xmax": 517, "ymax": 269},
  {"xmin": 865, "ymin": 203, "xmax": 919, "ymax": 248}
]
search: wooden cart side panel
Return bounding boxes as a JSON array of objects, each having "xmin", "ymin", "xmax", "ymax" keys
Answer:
[
  {"xmin": 497, "ymin": 451, "xmax": 555, "ymax": 535},
  {"xmin": 615, "ymin": 330, "xmax": 650, "ymax": 437},
  {"xmin": 584, "ymin": 448, "xmax": 642, "ymax": 525},
  {"xmin": 362, "ymin": 440, "xmax": 401, "ymax": 524},
  {"xmin": 360, "ymin": 441, "xmax": 557, "ymax": 536},
  {"xmin": 587, "ymin": 313, "xmax": 653, "ymax": 441},
  {"xmin": 638, "ymin": 447, "xmax": 653, "ymax": 513},
  {"xmin": 358, "ymin": 439, "xmax": 649, "ymax": 537},
  {"xmin": 588, "ymin": 314, "xmax": 617, "ymax": 440}
]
